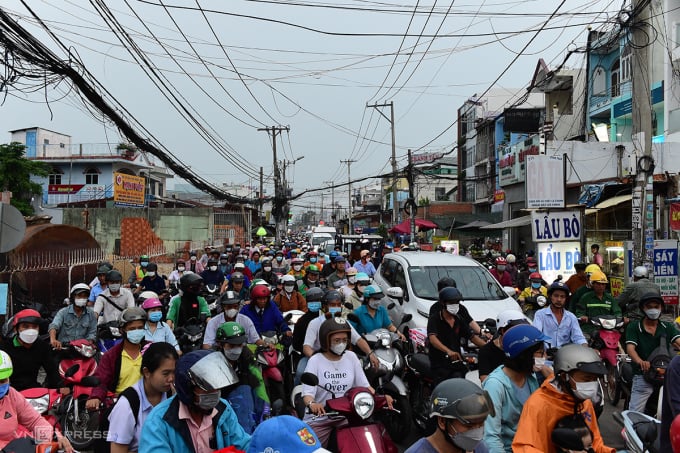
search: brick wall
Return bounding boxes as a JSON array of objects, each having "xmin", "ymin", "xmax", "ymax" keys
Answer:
[
  {"xmin": 417, "ymin": 202, "xmax": 473, "ymax": 217},
  {"xmin": 120, "ymin": 217, "xmax": 164, "ymax": 257}
]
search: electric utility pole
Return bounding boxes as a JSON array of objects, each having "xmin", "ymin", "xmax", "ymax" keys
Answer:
[
  {"xmin": 324, "ymin": 180, "xmax": 335, "ymax": 226},
  {"xmin": 367, "ymin": 101, "xmax": 398, "ymax": 225},
  {"xmin": 340, "ymin": 160, "xmax": 356, "ymax": 233},
  {"xmin": 257, "ymin": 126, "xmax": 289, "ymax": 243},
  {"xmin": 259, "ymin": 166, "xmax": 264, "ymax": 225}
]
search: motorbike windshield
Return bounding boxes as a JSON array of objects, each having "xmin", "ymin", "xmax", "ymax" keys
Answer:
[
  {"xmin": 408, "ymin": 266, "xmax": 507, "ymax": 300},
  {"xmin": 188, "ymin": 352, "xmax": 239, "ymax": 391}
]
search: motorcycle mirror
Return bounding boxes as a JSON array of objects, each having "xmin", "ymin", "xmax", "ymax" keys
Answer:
[
  {"xmin": 503, "ymin": 286, "xmax": 517, "ymax": 298},
  {"xmin": 343, "ymin": 302, "xmax": 354, "ymax": 311},
  {"xmin": 550, "ymin": 428, "xmax": 585, "ymax": 450},
  {"xmin": 346, "ymin": 313, "xmax": 361, "ymax": 324},
  {"xmin": 400, "ymin": 314, "xmax": 413, "ymax": 325},
  {"xmin": 387, "ymin": 302, "xmax": 396, "ymax": 310},
  {"xmin": 537, "ymin": 296, "xmax": 547, "ymax": 307},
  {"xmin": 64, "ymin": 364, "xmax": 80, "ymax": 378},
  {"xmin": 284, "ymin": 313, "xmax": 293, "ymax": 322},
  {"xmin": 301, "ymin": 372, "xmax": 319, "ymax": 387},
  {"xmin": 80, "ymin": 376, "xmax": 101, "ymax": 387}
]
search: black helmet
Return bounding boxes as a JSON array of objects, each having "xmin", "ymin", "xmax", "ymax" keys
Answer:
[
  {"xmin": 219, "ymin": 291, "xmax": 240, "ymax": 306},
  {"xmin": 180, "ymin": 273, "xmax": 203, "ymax": 291},
  {"xmin": 146, "ymin": 262, "xmax": 158, "ymax": 272},
  {"xmin": 97, "ymin": 265, "xmax": 111, "ymax": 275},
  {"xmin": 231, "ymin": 272, "xmax": 245, "ymax": 283},
  {"xmin": 430, "ymin": 378, "xmax": 495, "ymax": 423},
  {"xmin": 639, "ymin": 292, "xmax": 664, "ymax": 311},
  {"xmin": 439, "ymin": 287, "xmax": 462, "ymax": 304},
  {"xmin": 323, "ymin": 289, "xmax": 343, "ymax": 305},
  {"xmin": 207, "ymin": 258, "xmax": 218, "ymax": 266},
  {"xmin": 318, "ymin": 317, "xmax": 351, "ymax": 352},
  {"xmin": 547, "ymin": 281, "xmax": 570, "ymax": 297},
  {"xmin": 107, "ymin": 269, "xmax": 123, "ymax": 282},
  {"xmin": 305, "ymin": 287, "xmax": 324, "ymax": 303}
]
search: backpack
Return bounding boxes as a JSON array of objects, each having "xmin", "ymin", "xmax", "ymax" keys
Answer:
[
  {"xmin": 644, "ymin": 332, "xmax": 672, "ymax": 387},
  {"xmin": 93, "ymin": 387, "xmax": 141, "ymax": 453}
]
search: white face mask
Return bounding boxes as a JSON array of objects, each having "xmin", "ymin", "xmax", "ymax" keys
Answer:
[
  {"xmin": 293, "ymin": 265, "xmax": 302, "ymax": 272},
  {"xmin": 446, "ymin": 303, "xmax": 459, "ymax": 315},
  {"xmin": 147, "ymin": 271, "xmax": 156, "ymax": 277},
  {"xmin": 225, "ymin": 308, "xmax": 239, "ymax": 318},
  {"xmin": 330, "ymin": 341, "xmax": 347, "ymax": 356},
  {"xmin": 223, "ymin": 347, "xmax": 242, "ymax": 361},
  {"xmin": 645, "ymin": 308, "xmax": 661, "ymax": 320},
  {"xmin": 190, "ymin": 256, "xmax": 197, "ymax": 261},
  {"xmin": 284, "ymin": 284, "xmax": 295, "ymax": 293},
  {"xmin": 210, "ymin": 266, "xmax": 218, "ymax": 272},
  {"xmin": 347, "ymin": 276, "xmax": 357, "ymax": 284},
  {"xmin": 368, "ymin": 300, "xmax": 381, "ymax": 310},
  {"xmin": 177, "ymin": 266, "xmax": 185, "ymax": 272},
  {"xmin": 74, "ymin": 298, "xmax": 88, "ymax": 307},
  {"xmin": 19, "ymin": 329, "xmax": 39, "ymax": 344},
  {"xmin": 571, "ymin": 377, "xmax": 600, "ymax": 401},
  {"xmin": 533, "ymin": 357, "xmax": 546, "ymax": 372},
  {"xmin": 108, "ymin": 283, "xmax": 121, "ymax": 293},
  {"xmin": 263, "ymin": 266, "xmax": 272, "ymax": 272}
]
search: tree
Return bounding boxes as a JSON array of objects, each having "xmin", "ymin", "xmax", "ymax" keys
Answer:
[{"xmin": 0, "ymin": 142, "xmax": 50, "ymax": 215}]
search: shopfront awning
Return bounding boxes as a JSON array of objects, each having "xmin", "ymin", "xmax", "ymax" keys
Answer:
[
  {"xmin": 585, "ymin": 194, "xmax": 632, "ymax": 215},
  {"xmin": 479, "ymin": 215, "xmax": 532, "ymax": 230}
]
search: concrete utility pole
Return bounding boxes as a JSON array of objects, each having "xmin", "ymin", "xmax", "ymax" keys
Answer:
[
  {"xmin": 340, "ymin": 159, "xmax": 356, "ymax": 233},
  {"xmin": 259, "ymin": 166, "xmax": 264, "ymax": 225},
  {"xmin": 407, "ymin": 150, "xmax": 416, "ymax": 242},
  {"xmin": 367, "ymin": 101, "xmax": 398, "ymax": 225},
  {"xmin": 630, "ymin": 0, "xmax": 653, "ymax": 266},
  {"xmin": 257, "ymin": 126, "xmax": 289, "ymax": 243},
  {"xmin": 324, "ymin": 180, "xmax": 335, "ymax": 226}
]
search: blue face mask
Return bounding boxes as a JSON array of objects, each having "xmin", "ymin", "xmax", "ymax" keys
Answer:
[
  {"xmin": 141, "ymin": 262, "xmax": 149, "ymax": 268},
  {"xmin": 307, "ymin": 301, "xmax": 321, "ymax": 312},
  {"xmin": 531, "ymin": 282, "xmax": 541, "ymax": 289},
  {"xmin": 148, "ymin": 312, "xmax": 163, "ymax": 323},
  {"xmin": 0, "ymin": 382, "xmax": 9, "ymax": 399},
  {"xmin": 126, "ymin": 329, "xmax": 146, "ymax": 344},
  {"xmin": 310, "ymin": 257, "xmax": 317, "ymax": 263},
  {"xmin": 328, "ymin": 306, "xmax": 341, "ymax": 316}
]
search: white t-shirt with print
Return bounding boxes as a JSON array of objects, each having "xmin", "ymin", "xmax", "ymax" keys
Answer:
[{"xmin": 301, "ymin": 350, "xmax": 370, "ymax": 411}]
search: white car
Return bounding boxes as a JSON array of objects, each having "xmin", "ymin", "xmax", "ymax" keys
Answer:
[{"xmin": 373, "ymin": 252, "xmax": 521, "ymax": 330}]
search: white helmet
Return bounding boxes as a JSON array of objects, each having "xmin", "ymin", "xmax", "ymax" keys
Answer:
[
  {"xmin": 506, "ymin": 254, "xmax": 516, "ymax": 263},
  {"xmin": 281, "ymin": 274, "xmax": 296, "ymax": 284},
  {"xmin": 70, "ymin": 283, "xmax": 91, "ymax": 296},
  {"xmin": 633, "ymin": 266, "xmax": 648, "ymax": 278},
  {"xmin": 496, "ymin": 309, "xmax": 528, "ymax": 330}
]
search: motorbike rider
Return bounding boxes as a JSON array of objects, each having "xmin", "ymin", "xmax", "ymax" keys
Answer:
[
  {"xmin": 240, "ymin": 285, "xmax": 292, "ymax": 337},
  {"xmin": 518, "ymin": 272, "xmax": 548, "ymax": 316},
  {"xmin": 106, "ymin": 342, "xmax": 178, "ymax": 453},
  {"xmin": 626, "ymin": 293, "xmax": 680, "ymax": 413},
  {"xmin": 139, "ymin": 349, "xmax": 251, "ymax": 452},
  {"xmin": 326, "ymin": 256, "xmax": 348, "ymax": 289},
  {"xmin": 247, "ymin": 415, "xmax": 329, "ymax": 453},
  {"xmin": 203, "ymin": 291, "xmax": 261, "ymax": 349},
  {"xmin": 168, "ymin": 259, "xmax": 188, "ymax": 290},
  {"xmin": 49, "ymin": 283, "xmax": 98, "ymax": 347},
  {"xmin": 616, "ymin": 265, "xmax": 661, "ymax": 321},
  {"xmin": 128, "ymin": 254, "xmax": 150, "ymax": 286},
  {"xmin": 218, "ymin": 253, "xmax": 233, "ymax": 276},
  {"xmin": 490, "ymin": 257, "xmax": 513, "ymax": 287},
  {"xmin": 532, "ymin": 281, "xmax": 587, "ymax": 351},
  {"xmin": 565, "ymin": 262, "xmax": 588, "ymax": 295},
  {"xmin": 221, "ymin": 271, "xmax": 250, "ymax": 301},
  {"xmin": 94, "ymin": 269, "xmax": 136, "ymax": 325},
  {"xmin": 353, "ymin": 249, "xmax": 377, "ymax": 278},
  {"xmin": 288, "ymin": 257, "xmax": 306, "ymax": 281},
  {"xmin": 512, "ymin": 344, "xmax": 614, "ymax": 453},
  {"xmin": 575, "ymin": 270, "xmax": 621, "ymax": 337},
  {"xmin": 272, "ymin": 250, "xmax": 289, "ymax": 274},
  {"xmin": 302, "ymin": 317, "xmax": 393, "ymax": 447},
  {"xmin": 89, "ymin": 265, "xmax": 111, "ymax": 303},
  {"xmin": 254, "ymin": 258, "xmax": 277, "ymax": 286},
  {"xmin": 483, "ymin": 325, "xmax": 549, "ymax": 452},
  {"xmin": 346, "ymin": 272, "xmax": 370, "ymax": 310},
  {"xmin": 0, "ymin": 351, "xmax": 74, "ymax": 453},
  {"xmin": 246, "ymin": 250, "xmax": 263, "ymax": 275},
  {"xmin": 661, "ymin": 355, "xmax": 680, "ymax": 451},
  {"xmin": 166, "ymin": 273, "xmax": 211, "ymax": 330},
  {"xmin": 216, "ymin": 322, "xmax": 269, "ymax": 434},
  {"xmin": 405, "ymin": 378, "xmax": 494, "ymax": 453},
  {"xmin": 87, "ymin": 307, "xmax": 148, "ymax": 411},
  {"xmin": 303, "ymin": 250, "xmax": 319, "ymax": 269},
  {"xmin": 339, "ymin": 267, "xmax": 358, "ymax": 300},
  {"xmin": 505, "ymin": 253, "xmax": 518, "ymax": 286},
  {"xmin": 0, "ymin": 309, "xmax": 60, "ymax": 391},
  {"xmin": 139, "ymin": 262, "xmax": 168, "ymax": 296},
  {"xmin": 234, "ymin": 256, "xmax": 255, "ymax": 281},
  {"xmin": 321, "ymin": 251, "xmax": 338, "ymax": 279},
  {"xmin": 568, "ymin": 264, "xmax": 600, "ymax": 313},
  {"xmin": 188, "ymin": 251, "xmax": 204, "ymax": 274},
  {"xmin": 349, "ymin": 284, "xmax": 406, "ymax": 340},
  {"xmin": 142, "ymin": 297, "xmax": 180, "ymax": 353},
  {"xmin": 274, "ymin": 275, "xmax": 307, "ymax": 312},
  {"xmin": 291, "ymin": 288, "xmax": 324, "ymax": 385},
  {"xmin": 302, "ymin": 264, "xmax": 322, "ymax": 291},
  {"xmin": 478, "ymin": 309, "xmax": 528, "ymax": 382},
  {"xmin": 516, "ymin": 257, "xmax": 539, "ymax": 292},
  {"xmin": 200, "ymin": 257, "xmax": 225, "ymax": 288}
]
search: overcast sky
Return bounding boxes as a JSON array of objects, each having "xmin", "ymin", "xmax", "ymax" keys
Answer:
[{"xmin": 0, "ymin": 0, "xmax": 623, "ymax": 210}]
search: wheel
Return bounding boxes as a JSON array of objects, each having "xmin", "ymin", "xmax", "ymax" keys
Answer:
[
  {"xmin": 606, "ymin": 363, "xmax": 620, "ymax": 405},
  {"xmin": 377, "ymin": 394, "xmax": 411, "ymax": 443},
  {"xmin": 410, "ymin": 379, "xmax": 433, "ymax": 434},
  {"xmin": 61, "ymin": 396, "xmax": 99, "ymax": 450}
]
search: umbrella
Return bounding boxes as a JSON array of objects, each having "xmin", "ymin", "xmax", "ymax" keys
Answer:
[
  {"xmin": 255, "ymin": 226, "xmax": 268, "ymax": 237},
  {"xmin": 389, "ymin": 218, "xmax": 439, "ymax": 234}
]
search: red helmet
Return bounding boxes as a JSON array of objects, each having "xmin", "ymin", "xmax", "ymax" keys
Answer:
[
  {"xmin": 251, "ymin": 285, "xmax": 271, "ymax": 300},
  {"xmin": 307, "ymin": 250, "xmax": 318, "ymax": 257},
  {"xmin": 496, "ymin": 257, "xmax": 508, "ymax": 266},
  {"xmin": 672, "ymin": 414, "xmax": 680, "ymax": 452},
  {"xmin": 529, "ymin": 272, "xmax": 542, "ymax": 280},
  {"xmin": 13, "ymin": 309, "xmax": 42, "ymax": 328}
]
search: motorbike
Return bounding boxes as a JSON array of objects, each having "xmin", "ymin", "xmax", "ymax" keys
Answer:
[
  {"xmin": 203, "ymin": 284, "xmax": 221, "ymax": 316},
  {"xmin": 96, "ymin": 320, "xmax": 123, "ymax": 358},
  {"xmin": 175, "ymin": 316, "xmax": 206, "ymax": 354},
  {"xmin": 18, "ymin": 387, "xmax": 62, "ymax": 437},
  {"xmin": 283, "ymin": 309, "xmax": 306, "ymax": 387},
  {"xmin": 589, "ymin": 314, "xmax": 624, "ymax": 403},
  {"xmin": 249, "ymin": 330, "xmax": 288, "ymax": 411},
  {"xmin": 613, "ymin": 410, "xmax": 661, "ymax": 453},
  {"xmin": 300, "ymin": 372, "xmax": 398, "ymax": 453},
  {"xmin": 522, "ymin": 294, "xmax": 548, "ymax": 320}
]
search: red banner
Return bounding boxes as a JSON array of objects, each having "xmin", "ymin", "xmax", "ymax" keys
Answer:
[
  {"xmin": 48, "ymin": 184, "xmax": 84, "ymax": 194},
  {"xmin": 671, "ymin": 203, "xmax": 680, "ymax": 231}
]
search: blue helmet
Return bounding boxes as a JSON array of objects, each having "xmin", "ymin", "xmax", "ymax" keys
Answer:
[
  {"xmin": 363, "ymin": 284, "xmax": 384, "ymax": 302},
  {"xmin": 502, "ymin": 324, "xmax": 551, "ymax": 359}
]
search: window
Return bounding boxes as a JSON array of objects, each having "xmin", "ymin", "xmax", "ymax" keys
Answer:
[
  {"xmin": 466, "ymin": 144, "xmax": 476, "ymax": 167},
  {"xmin": 434, "ymin": 187, "xmax": 447, "ymax": 201},
  {"xmin": 592, "ymin": 66, "xmax": 606, "ymax": 95},
  {"xmin": 611, "ymin": 60, "xmax": 620, "ymax": 97},
  {"xmin": 621, "ymin": 45, "xmax": 632, "ymax": 82},
  {"xmin": 84, "ymin": 168, "xmax": 100, "ymax": 185},
  {"xmin": 48, "ymin": 174, "xmax": 62, "ymax": 185}
]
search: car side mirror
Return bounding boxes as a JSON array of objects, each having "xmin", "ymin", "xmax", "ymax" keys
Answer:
[{"xmin": 386, "ymin": 287, "xmax": 405, "ymax": 304}]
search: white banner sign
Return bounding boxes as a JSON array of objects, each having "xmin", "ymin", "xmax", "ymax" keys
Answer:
[
  {"xmin": 537, "ymin": 242, "xmax": 582, "ymax": 284},
  {"xmin": 526, "ymin": 155, "xmax": 565, "ymax": 208},
  {"xmin": 531, "ymin": 210, "xmax": 581, "ymax": 242}
]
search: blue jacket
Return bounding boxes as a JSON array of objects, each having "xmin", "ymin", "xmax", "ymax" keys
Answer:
[
  {"xmin": 240, "ymin": 300, "xmax": 290, "ymax": 335},
  {"xmin": 139, "ymin": 395, "xmax": 250, "ymax": 453}
]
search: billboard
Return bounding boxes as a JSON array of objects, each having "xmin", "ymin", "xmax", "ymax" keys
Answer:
[
  {"xmin": 113, "ymin": 172, "xmax": 146, "ymax": 207},
  {"xmin": 503, "ymin": 108, "xmax": 542, "ymax": 133},
  {"xmin": 526, "ymin": 155, "xmax": 564, "ymax": 208}
]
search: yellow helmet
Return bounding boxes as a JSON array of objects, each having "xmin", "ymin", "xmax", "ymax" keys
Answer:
[
  {"xmin": 584, "ymin": 264, "xmax": 601, "ymax": 275},
  {"xmin": 589, "ymin": 270, "xmax": 608, "ymax": 284}
]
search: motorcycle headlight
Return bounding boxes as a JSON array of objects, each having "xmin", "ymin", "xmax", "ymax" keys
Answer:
[
  {"xmin": 27, "ymin": 394, "xmax": 50, "ymax": 414},
  {"xmin": 353, "ymin": 391, "xmax": 375, "ymax": 419},
  {"xmin": 189, "ymin": 334, "xmax": 201, "ymax": 342},
  {"xmin": 601, "ymin": 318, "xmax": 616, "ymax": 330},
  {"xmin": 110, "ymin": 327, "xmax": 121, "ymax": 337},
  {"xmin": 76, "ymin": 343, "xmax": 97, "ymax": 358}
]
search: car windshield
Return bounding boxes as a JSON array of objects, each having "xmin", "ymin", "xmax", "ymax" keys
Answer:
[
  {"xmin": 312, "ymin": 235, "xmax": 332, "ymax": 246},
  {"xmin": 408, "ymin": 265, "xmax": 507, "ymax": 300}
]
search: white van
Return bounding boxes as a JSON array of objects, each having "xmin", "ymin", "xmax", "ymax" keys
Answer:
[{"xmin": 309, "ymin": 225, "xmax": 336, "ymax": 250}]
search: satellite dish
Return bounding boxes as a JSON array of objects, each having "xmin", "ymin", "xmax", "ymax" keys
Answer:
[{"xmin": 0, "ymin": 203, "xmax": 26, "ymax": 253}]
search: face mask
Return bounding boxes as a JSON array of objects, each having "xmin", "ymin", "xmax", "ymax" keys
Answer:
[
  {"xmin": 293, "ymin": 265, "xmax": 302, "ymax": 272},
  {"xmin": 263, "ymin": 266, "xmax": 272, "ymax": 272},
  {"xmin": 531, "ymin": 282, "xmax": 541, "ymax": 289},
  {"xmin": 223, "ymin": 347, "xmax": 242, "ymax": 361},
  {"xmin": 497, "ymin": 265, "xmax": 506, "ymax": 272},
  {"xmin": 196, "ymin": 391, "xmax": 221, "ymax": 412},
  {"xmin": 19, "ymin": 328, "xmax": 39, "ymax": 344},
  {"xmin": 330, "ymin": 341, "xmax": 347, "ymax": 356},
  {"xmin": 148, "ymin": 312, "xmax": 163, "ymax": 323},
  {"xmin": 190, "ymin": 256, "xmax": 197, "ymax": 261},
  {"xmin": 448, "ymin": 425, "xmax": 484, "ymax": 452},
  {"xmin": 310, "ymin": 257, "xmax": 317, "ymax": 263},
  {"xmin": 446, "ymin": 304, "xmax": 459, "ymax": 315},
  {"xmin": 347, "ymin": 276, "xmax": 356, "ymax": 284},
  {"xmin": 220, "ymin": 260, "xmax": 228, "ymax": 265},
  {"xmin": 147, "ymin": 271, "xmax": 156, "ymax": 277},
  {"xmin": 225, "ymin": 308, "xmax": 239, "ymax": 318},
  {"xmin": 534, "ymin": 357, "xmax": 546, "ymax": 372},
  {"xmin": 276, "ymin": 256, "xmax": 283, "ymax": 262},
  {"xmin": 0, "ymin": 383, "xmax": 9, "ymax": 399},
  {"xmin": 177, "ymin": 266, "xmax": 185, "ymax": 272},
  {"xmin": 141, "ymin": 262, "xmax": 149, "ymax": 268},
  {"xmin": 645, "ymin": 308, "xmax": 661, "ymax": 320},
  {"xmin": 126, "ymin": 328, "xmax": 145, "ymax": 344},
  {"xmin": 210, "ymin": 266, "xmax": 218, "ymax": 272},
  {"xmin": 308, "ymin": 301, "xmax": 321, "ymax": 312},
  {"xmin": 284, "ymin": 284, "xmax": 295, "ymax": 293},
  {"xmin": 109, "ymin": 283, "xmax": 121, "ymax": 292},
  {"xmin": 571, "ymin": 377, "xmax": 600, "ymax": 401},
  {"xmin": 74, "ymin": 298, "xmax": 88, "ymax": 307},
  {"xmin": 328, "ymin": 306, "xmax": 341, "ymax": 316},
  {"xmin": 528, "ymin": 267, "xmax": 537, "ymax": 272},
  {"xmin": 369, "ymin": 300, "xmax": 381, "ymax": 310}
]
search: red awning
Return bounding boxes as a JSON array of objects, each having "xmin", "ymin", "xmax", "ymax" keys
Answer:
[{"xmin": 389, "ymin": 218, "xmax": 439, "ymax": 234}]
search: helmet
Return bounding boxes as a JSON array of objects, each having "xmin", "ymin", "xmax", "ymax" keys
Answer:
[
  {"xmin": 323, "ymin": 289, "xmax": 343, "ymax": 305},
  {"xmin": 216, "ymin": 322, "xmax": 247, "ymax": 345},
  {"xmin": 363, "ymin": 284, "xmax": 384, "ymax": 301},
  {"xmin": 0, "ymin": 350, "xmax": 13, "ymax": 380},
  {"xmin": 506, "ymin": 254, "xmax": 516, "ymax": 263},
  {"xmin": 146, "ymin": 262, "xmax": 158, "ymax": 272},
  {"xmin": 553, "ymin": 344, "xmax": 607, "ymax": 375},
  {"xmin": 175, "ymin": 350, "xmax": 238, "ymax": 406},
  {"xmin": 70, "ymin": 283, "xmax": 91, "ymax": 297},
  {"xmin": 547, "ymin": 281, "xmax": 570, "ymax": 297},
  {"xmin": 306, "ymin": 265, "xmax": 319, "ymax": 274},
  {"xmin": 308, "ymin": 250, "xmax": 318, "ymax": 257},
  {"xmin": 220, "ymin": 253, "xmax": 229, "ymax": 261},
  {"xmin": 502, "ymin": 325, "xmax": 550, "ymax": 358},
  {"xmin": 633, "ymin": 266, "xmax": 649, "ymax": 278},
  {"xmin": 439, "ymin": 287, "xmax": 463, "ymax": 304},
  {"xmin": 137, "ymin": 290, "xmax": 159, "ymax": 304},
  {"xmin": 329, "ymin": 251, "xmax": 339, "ymax": 260},
  {"xmin": 180, "ymin": 273, "xmax": 203, "ymax": 290},
  {"xmin": 584, "ymin": 264, "xmax": 600, "ymax": 275},
  {"xmin": 305, "ymin": 287, "xmax": 324, "ymax": 302},
  {"xmin": 496, "ymin": 309, "xmax": 528, "ymax": 330},
  {"xmin": 345, "ymin": 267, "xmax": 358, "ymax": 276},
  {"xmin": 333, "ymin": 256, "xmax": 346, "ymax": 264},
  {"xmin": 207, "ymin": 258, "xmax": 218, "ymax": 266},
  {"xmin": 589, "ymin": 270, "xmax": 608, "ymax": 284},
  {"xmin": 231, "ymin": 272, "xmax": 245, "ymax": 284},
  {"xmin": 355, "ymin": 272, "xmax": 370, "ymax": 284},
  {"xmin": 318, "ymin": 317, "xmax": 351, "ymax": 352},
  {"xmin": 97, "ymin": 265, "xmax": 110, "ymax": 275},
  {"xmin": 107, "ymin": 270, "xmax": 123, "ymax": 282},
  {"xmin": 140, "ymin": 255, "xmax": 150, "ymax": 263},
  {"xmin": 291, "ymin": 258, "xmax": 304, "ymax": 265},
  {"xmin": 526, "ymin": 258, "xmax": 537, "ymax": 268},
  {"xmin": 671, "ymin": 414, "xmax": 680, "ymax": 453},
  {"xmin": 219, "ymin": 291, "xmax": 241, "ymax": 306},
  {"xmin": 639, "ymin": 292, "xmax": 664, "ymax": 311},
  {"xmin": 251, "ymin": 285, "xmax": 271, "ymax": 300},
  {"xmin": 529, "ymin": 272, "xmax": 542, "ymax": 281},
  {"xmin": 281, "ymin": 275, "xmax": 296, "ymax": 284},
  {"xmin": 119, "ymin": 307, "xmax": 147, "ymax": 327},
  {"xmin": 437, "ymin": 277, "xmax": 457, "ymax": 291},
  {"xmin": 13, "ymin": 309, "xmax": 41, "ymax": 328},
  {"xmin": 496, "ymin": 257, "xmax": 507, "ymax": 266},
  {"xmin": 429, "ymin": 378, "xmax": 495, "ymax": 422},
  {"xmin": 141, "ymin": 297, "xmax": 163, "ymax": 310}
]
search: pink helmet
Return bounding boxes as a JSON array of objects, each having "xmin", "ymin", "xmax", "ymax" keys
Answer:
[
  {"xmin": 496, "ymin": 257, "xmax": 508, "ymax": 266},
  {"xmin": 141, "ymin": 297, "xmax": 163, "ymax": 310}
]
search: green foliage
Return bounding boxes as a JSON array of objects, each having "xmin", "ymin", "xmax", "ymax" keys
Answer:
[
  {"xmin": 418, "ymin": 196, "xmax": 430, "ymax": 207},
  {"xmin": 377, "ymin": 223, "xmax": 388, "ymax": 239},
  {"xmin": 0, "ymin": 142, "xmax": 50, "ymax": 215}
]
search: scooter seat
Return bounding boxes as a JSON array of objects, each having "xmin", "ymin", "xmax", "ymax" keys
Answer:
[{"xmin": 409, "ymin": 353, "xmax": 431, "ymax": 375}]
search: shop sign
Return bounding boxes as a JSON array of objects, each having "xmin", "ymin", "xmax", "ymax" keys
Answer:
[
  {"xmin": 537, "ymin": 242, "xmax": 582, "ymax": 284},
  {"xmin": 440, "ymin": 240, "xmax": 459, "ymax": 255},
  {"xmin": 531, "ymin": 210, "xmax": 581, "ymax": 242},
  {"xmin": 493, "ymin": 190, "xmax": 505, "ymax": 203},
  {"xmin": 113, "ymin": 172, "xmax": 146, "ymax": 207},
  {"xmin": 653, "ymin": 240, "xmax": 678, "ymax": 305},
  {"xmin": 499, "ymin": 135, "xmax": 540, "ymax": 187},
  {"xmin": 670, "ymin": 203, "xmax": 680, "ymax": 231},
  {"xmin": 609, "ymin": 276, "xmax": 624, "ymax": 298},
  {"xmin": 48, "ymin": 184, "xmax": 84, "ymax": 194},
  {"xmin": 526, "ymin": 155, "xmax": 564, "ymax": 208}
]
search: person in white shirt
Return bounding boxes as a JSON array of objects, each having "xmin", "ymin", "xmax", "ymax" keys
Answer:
[
  {"xmin": 202, "ymin": 291, "xmax": 262, "ymax": 348},
  {"xmin": 93, "ymin": 269, "xmax": 135, "ymax": 325}
]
